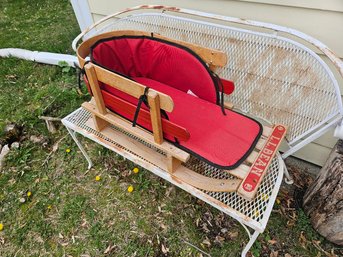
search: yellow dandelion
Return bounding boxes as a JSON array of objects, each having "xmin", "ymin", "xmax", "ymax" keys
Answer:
[
  {"xmin": 27, "ymin": 191, "xmax": 32, "ymax": 197},
  {"xmin": 95, "ymin": 175, "xmax": 101, "ymax": 181},
  {"xmin": 0, "ymin": 223, "xmax": 3, "ymax": 231},
  {"xmin": 133, "ymin": 167, "xmax": 139, "ymax": 174},
  {"xmin": 127, "ymin": 185, "xmax": 134, "ymax": 193},
  {"xmin": 66, "ymin": 148, "xmax": 71, "ymax": 153},
  {"xmin": 47, "ymin": 205, "xmax": 52, "ymax": 210},
  {"xmin": 276, "ymin": 198, "xmax": 281, "ymax": 205},
  {"xmin": 261, "ymin": 193, "xmax": 269, "ymax": 201}
]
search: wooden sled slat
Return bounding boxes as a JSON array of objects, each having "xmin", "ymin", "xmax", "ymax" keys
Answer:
[
  {"xmin": 246, "ymin": 151, "xmax": 259, "ymax": 164},
  {"xmin": 238, "ymin": 125, "xmax": 287, "ymax": 200},
  {"xmin": 85, "ymin": 118, "xmax": 168, "ymax": 168},
  {"xmin": 245, "ymin": 126, "xmax": 275, "ymax": 164},
  {"xmin": 89, "ymin": 64, "xmax": 175, "ymax": 112},
  {"xmin": 226, "ymin": 137, "xmax": 268, "ymax": 179},
  {"xmin": 225, "ymin": 127, "xmax": 271, "ymax": 179},
  {"xmin": 226, "ymin": 164, "xmax": 250, "ymax": 180},
  {"xmin": 86, "ymin": 117, "xmax": 240, "ymax": 192},
  {"xmin": 82, "ymin": 101, "xmax": 190, "ymax": 162},
  {"xmin": 256, "ymin": 138, "xmax": 267, "ymax": 150},
  {"xmin": 262, "ymin": 125, "xmax": 273, "ymax": 137},
  {"xmin": 101, "ymin": 90, "xmax": 190, "ymax": 142}
]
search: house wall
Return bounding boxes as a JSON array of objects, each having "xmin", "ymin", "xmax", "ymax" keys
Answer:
[{"xmin": 75, "ymin": 0, "xmax": 343, "ymax": 166}]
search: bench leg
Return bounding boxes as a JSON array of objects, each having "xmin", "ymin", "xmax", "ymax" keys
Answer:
[
  {"xmin": 283, "ymin": 162, "xmax": 294, "ymax": 184},
  {"xmin": 66, "ymin": 127, "xmax": 93, "ymax": 170},
  {"xmin": 241, "ymin": 229, "xmax": 260, "ymax": 257}
]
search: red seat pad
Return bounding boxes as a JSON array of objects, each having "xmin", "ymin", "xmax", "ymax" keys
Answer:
[
  {"xmin": 103, "ymin": 77, "xmax": 262, "ymax": 169},
  {"xmin": 91, "ymin": 36, "xmax": 219, "ymax": 104}
]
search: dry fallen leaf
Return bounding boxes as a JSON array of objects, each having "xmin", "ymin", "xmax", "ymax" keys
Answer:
[
  {"xmin": 202, "ymin": 239, "xmax": 211, "ymax": 247},
  {"xmin": 299, "ymin": 231, "xmax": 307, "ymax": 249},
  {"xmin": 201, "ymin": 223, "xmax": 210, "ymax": 233},
  {"xmin": 195, "ymin": 218, "xmax": 200, "ymax": 227},
  {"xmin": 330, "ymin": 249, "xmax": 338, "ymax": 257},
  {"xmin": 29, "ymin": 135, "xmax": 46, "ymax": 144},
  {"xmin": 77, "ymin": 88, "xmax": 83, "ymax": 96},
  {"xmin": 221, "ymin": 228, "xmax": 228, "ymax": 233},
  {"xmin": 228, "ymin": 231, "xmax": 238, "ymax": 239},
  {"xmin": 122, "ymin": 169, "xmax": 132, "ymax": 177},
  {"xmin": 0, "ymin": 145, "xmax": 10, "ymax": 171},
  {"xmin": 52, "ymin": 141, "xmax": 59, "ymax": 152},
  {"xmin": 165, "ymin": 186, "xmax": 174, "ymax": 197},
  {"xmin": 270, "ymin": 250, "xmax": 278, "ymax": 257},
  {"xmin": 104, "ymin": 244, "xmax": 116, "ymax": 254},
  {"xmin": 214, "ymin": 235, "xmax": 225, "ymax": 245},
  {"xmin": 268, "ymin": 239, "xmax": 277, "ymax": 245},
  {"xmin": 159, "ymin": 223, "xmax": 167, "ymax": 230},
  {"xmin": 311, "ymin": 240, "xmax": 334, "ymax": 257},
  {"xmin": 161, "ymin": 244, "xmax": 169, "ymax": 254},
  {"xmin": 81, "ymin": 219, "xmax": 88, "ymax": 227}
]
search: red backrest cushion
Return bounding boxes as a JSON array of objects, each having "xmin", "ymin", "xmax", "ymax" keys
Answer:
[{"xmin": 91, "ymin": 36, "xmax": 219, "ymax": 103}]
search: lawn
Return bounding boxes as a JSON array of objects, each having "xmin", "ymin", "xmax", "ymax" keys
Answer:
[{"xmin": 0, "ymin": 0, "xmax": 342, "ymax": 256}]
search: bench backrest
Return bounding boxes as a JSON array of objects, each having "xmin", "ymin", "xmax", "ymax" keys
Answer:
[{"xmin": 74, "ymin": 6, "xmax": 343, "ymax": 158}]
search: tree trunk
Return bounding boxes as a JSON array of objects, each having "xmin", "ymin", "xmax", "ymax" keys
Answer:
[{"xmin": 303, "ymin": 139, "xmax": 343, "ymax": 245}]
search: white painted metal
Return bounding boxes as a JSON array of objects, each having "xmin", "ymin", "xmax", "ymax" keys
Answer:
[
  {"xmin": 72, "ymin": 5, "xmax": 343, "ymax": 78},
  {"xmin": 334, "ymin": 120, "xmax": 343, "ymax": 139},
  {"xmin": 62, "ymin": 107, "xmax": 285, "ymax": 256},
  {"xmin": 242, "ymin": 230, "xmax": 260, "ymax": 257},
  {"xmin": 288, "ymin": 113, "xmax": 339, "ymax": 147},
  {"xmin": 70, "ymin": 0, "xmax": 94, "ymax": 33},
  {"xmin": 282, "ymin": 162, "xmax": 294, "ymax": 185},
  {"xmin": 282, "ymin": 116, "xmax": 343, "ymax": 159},
  {"xmin": 0, "ymin": 48, "xmax": 78, "ymax": 67},
  {"xmin": 65, "ymin": 126, "xmax": 93, "ymax": 169}
]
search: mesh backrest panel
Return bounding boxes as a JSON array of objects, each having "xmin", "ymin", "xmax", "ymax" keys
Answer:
[{"xmin": 95, "ymin": 13, "xmax": 340, "ymax": 143}]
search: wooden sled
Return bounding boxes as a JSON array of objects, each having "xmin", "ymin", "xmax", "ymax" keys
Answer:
[{"xmin": 76, "ymin": 30, "xmax": 287, "ymax": 200}]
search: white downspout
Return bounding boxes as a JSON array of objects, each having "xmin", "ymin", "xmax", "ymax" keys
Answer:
[
  {"xmin": 0, "ymin": 48, "xmax": 78, "ymax": 67},
  {"xmin": 70, "ymin": 0, "xmax": 94, "ymax": 33}
]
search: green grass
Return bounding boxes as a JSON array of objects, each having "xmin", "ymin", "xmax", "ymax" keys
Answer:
[{"xmin": 0, "ymin": 0, "xmax": 342, "ymax": 256}]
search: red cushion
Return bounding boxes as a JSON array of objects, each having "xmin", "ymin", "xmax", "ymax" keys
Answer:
[
  {"xmin": 91, "ymin": 36, "xmax": 218, "ymax": 103},
  {"xmin": 104, "ymin": 77, "xmax": 261, "ymax": 169},
  {"xmin": 90, "ymin": 35, "xmax": 262, "ymax": 169}
]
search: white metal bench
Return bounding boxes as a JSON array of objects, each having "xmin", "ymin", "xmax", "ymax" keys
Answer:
[{"xmin": 63, "ymin": 5, "xmax": 343, "ymax": 256}]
